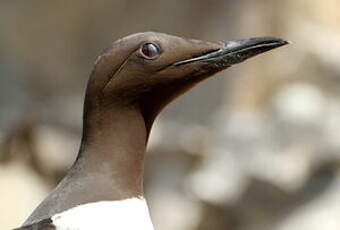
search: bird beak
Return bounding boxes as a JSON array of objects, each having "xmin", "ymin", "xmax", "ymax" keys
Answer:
[{"xmin": 173, "ymin": 37, "xmax": 289, "ymax": 67}]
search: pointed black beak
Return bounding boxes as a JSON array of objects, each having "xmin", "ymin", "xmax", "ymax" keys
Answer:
[{"xmin": 174, "ymin": 37, "xmax": 289, "ymax": 67}]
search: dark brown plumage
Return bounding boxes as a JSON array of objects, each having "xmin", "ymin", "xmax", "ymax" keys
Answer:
[{"xmin": 16, "ymin": 32, "xmax": 288, "ymax": 230}]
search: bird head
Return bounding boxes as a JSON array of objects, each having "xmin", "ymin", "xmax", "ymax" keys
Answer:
[{"xmin": 85, "ymin": 32, "xmax": 288, "ymax": 131}]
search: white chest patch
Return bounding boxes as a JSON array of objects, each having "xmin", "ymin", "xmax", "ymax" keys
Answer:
[{"xmin": 51, "ymin": 197, "xmax": 154, "ymax": 230}]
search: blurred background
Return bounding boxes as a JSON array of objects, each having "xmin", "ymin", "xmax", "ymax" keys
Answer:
[{"xmin": 1, "ymin": 0, "xmax": 340, "ymax": 229}]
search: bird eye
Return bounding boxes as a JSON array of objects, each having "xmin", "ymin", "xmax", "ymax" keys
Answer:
[{"xmin": 140, "ymin": 43, "xmax": 160, "ymax": 59}]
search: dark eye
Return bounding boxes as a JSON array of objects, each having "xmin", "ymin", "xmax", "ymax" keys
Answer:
[{"xmin": 140, "ymin": 43, "xmax": 160, "ymax": 59}]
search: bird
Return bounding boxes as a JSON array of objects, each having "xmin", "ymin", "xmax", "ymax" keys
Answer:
[{"xmin": 14, "ymin": 32, "xmax": 288, "ymax": 230}]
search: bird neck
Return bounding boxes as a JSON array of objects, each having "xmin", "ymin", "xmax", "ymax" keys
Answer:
[
  {"xmin": 23, "ymin": 96, "xmax": 152, "ymax": 225},
  {"xmin": 76, "ymin": 100, "xmax": 149, "ymax": 199}
]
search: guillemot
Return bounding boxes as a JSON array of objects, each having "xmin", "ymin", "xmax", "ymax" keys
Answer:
[{"xmin": 15, "ymin": 32, "xmax": 288, "ymax": 230}]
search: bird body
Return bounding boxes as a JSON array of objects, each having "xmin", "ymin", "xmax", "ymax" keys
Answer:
[{"xmin": 15, "ymin": 32, "xmax": 287, "ymax": 230}]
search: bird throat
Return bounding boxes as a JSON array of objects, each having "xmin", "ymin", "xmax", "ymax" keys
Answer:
[{"xmin": 79, "ymin": 101, "xmax": 149, "ymax": 199}]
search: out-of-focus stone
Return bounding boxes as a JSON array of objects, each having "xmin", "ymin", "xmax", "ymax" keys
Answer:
[
  {"xmin": 34, "ymin": 124, "xmax": 78, "ymax": 173},
  {"xmin": 151, "ymin": 191, "xmax": 202, "ymax": 230},
  {"xmin": 273, "ymin": 83, "xmax": 325, "ymax": 124},
  {"xmin": 277, "ymin": 172, "xmax": 340, "ymax": 230},
  {"xmin": 188, "ymin": 148, "xmax": 248, "ymax": 205},
  {"xmin": 0, "ymin": 162, "xmax": 49, "ymax": 230}
]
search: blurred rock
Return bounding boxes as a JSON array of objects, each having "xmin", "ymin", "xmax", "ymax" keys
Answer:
[
  {"xmin": 0, "ymin": 162, "xmax": 49, "ymax": 229},
  {"xmin": 34, "ymin": 124, "xmax": 78, "ymax": 174},
  {"xmin": 277, "ymin": 169, "xmax": 340, "ymax": 230},
  {"xmin": 273, "ymin": 83, "xmax": 325, "ymax": 125}
]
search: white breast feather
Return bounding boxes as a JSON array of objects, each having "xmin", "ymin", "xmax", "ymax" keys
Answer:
[{"xmin": 51, "ymin": 197, "xmax": 154, "ymax": 230}]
